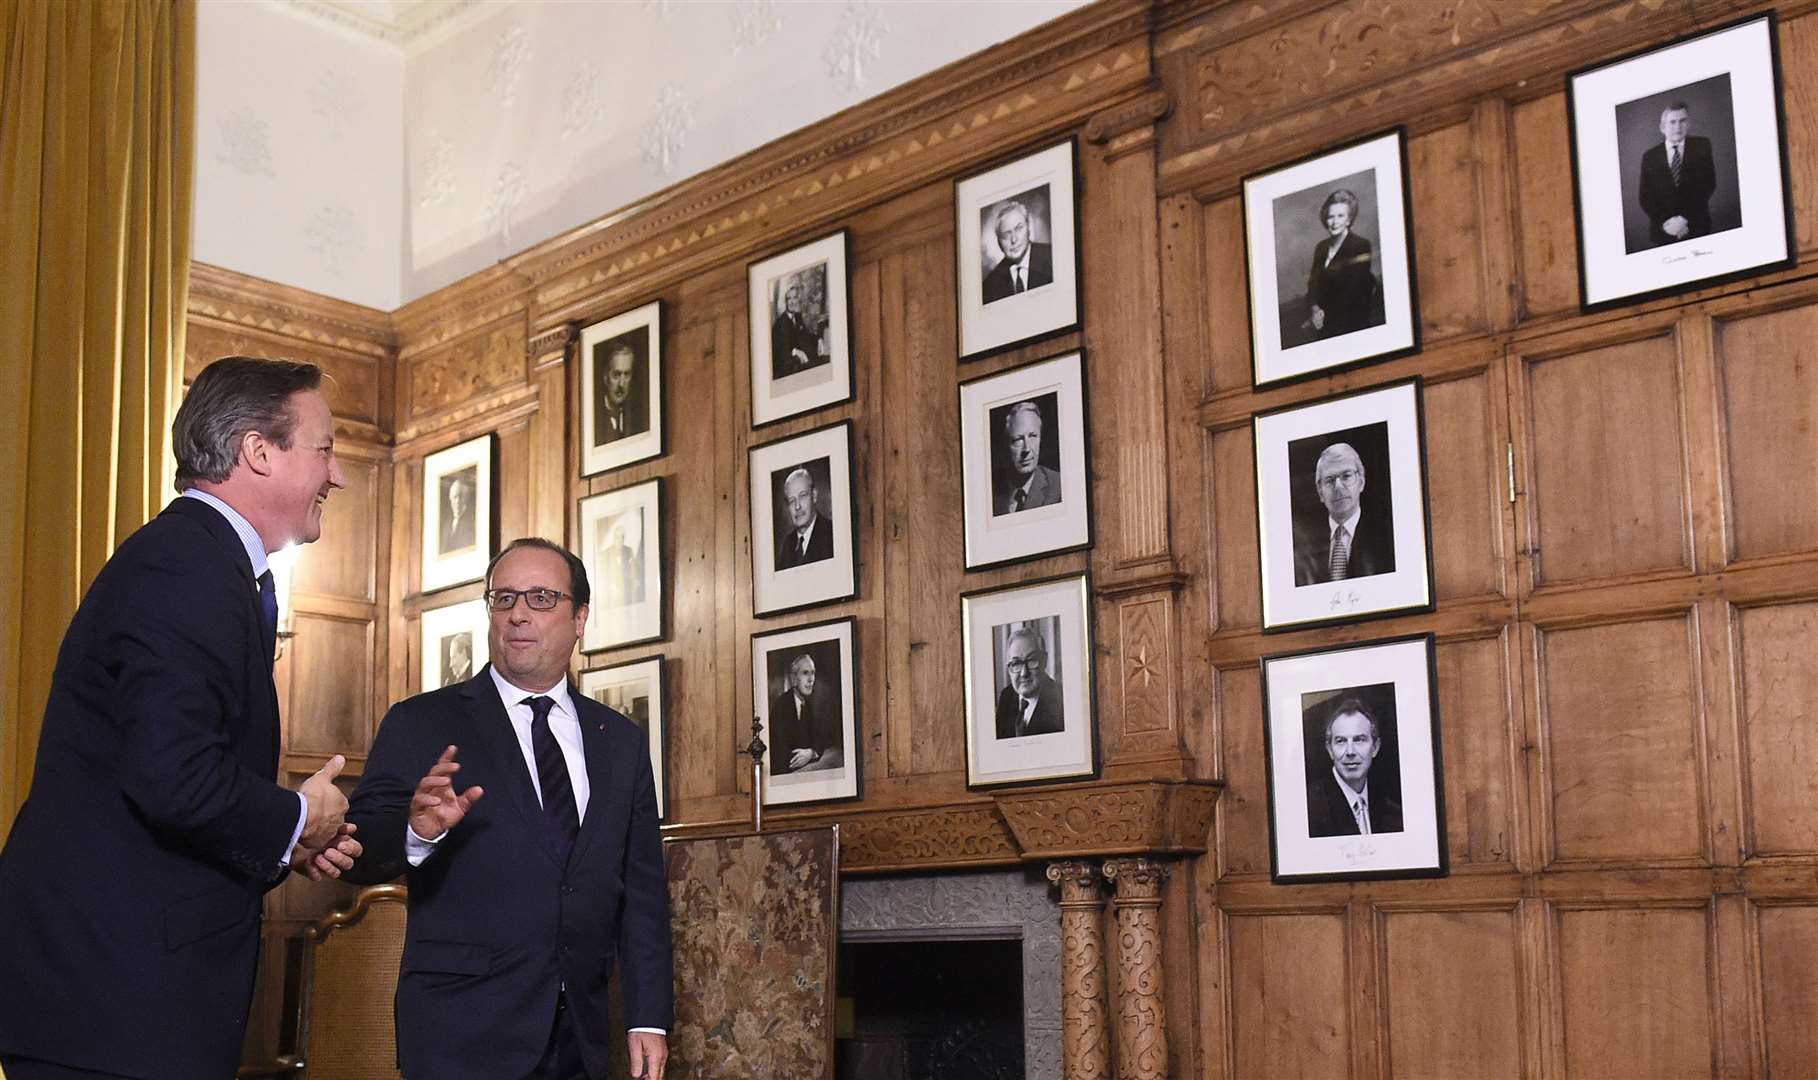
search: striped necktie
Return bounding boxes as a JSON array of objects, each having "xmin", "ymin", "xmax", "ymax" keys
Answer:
[
  {"xmin": 1329, "ymin": 525, "xmax": 1352, "ymax": 581},
  {"xmin": 1670, "ymin": 144, "xmax": 1682, "ymax": 186},
  {"xmin": 523, "ymin": 696, "xmax": 579, "ymax": 857}
]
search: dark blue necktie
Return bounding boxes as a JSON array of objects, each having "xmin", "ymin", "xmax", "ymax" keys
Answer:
[
  {"xmin": 523, "ymin": 696, "xmax": 579, "ymax": 857},
  {"xmin": 256, "ymin": 570, "xmax": 278, "ymax": 662}
]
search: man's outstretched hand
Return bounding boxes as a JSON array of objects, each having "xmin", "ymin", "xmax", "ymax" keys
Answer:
[{"xmin": 409, "ymin": 745, "xmax": 484, "ymax": 842}]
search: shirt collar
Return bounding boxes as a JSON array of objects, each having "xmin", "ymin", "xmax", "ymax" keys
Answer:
[
  {"xmin": 1332, "ymin": 768, "xmax": 1369, "ymax": 810},
  {"xmin": 488, "ymin": 664, "xmax": 575, "ymax": 722},
  {"xmin": 1329, "ymin": 507, "xmax": 1362, "ymax": 540},
  {"xmin": 181, "ymin": 488, "xmax": 269, "ymax": 578}
]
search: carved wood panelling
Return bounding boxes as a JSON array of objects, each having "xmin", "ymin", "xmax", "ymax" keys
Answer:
[
  {"xmin": 836, "ymin": 804, "xmax": 1022, "ymax": 873},
  {"xmin": 1380, "ymin": 906, "xmax": 1525, "ymax": 1078},
  {"xmin": 1554, "ymin": 904, "xmax": 1715, "ymax": 1078},
  {"xmin": 1117, "ymin": 595, "xmax": 1174, "ymax": 738},
  {"xmin": 401, "ymin": 315, "xmax": 527, "ymax": 425},
  {"xmin": 997, "ymin": 781, "xmax": 1218, "ymax": 859}
]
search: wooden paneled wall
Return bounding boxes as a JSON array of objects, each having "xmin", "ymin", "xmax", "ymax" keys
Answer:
[{"xmin": 192, "ymin": 0, "xmax": 1818, "ymax": 1074}]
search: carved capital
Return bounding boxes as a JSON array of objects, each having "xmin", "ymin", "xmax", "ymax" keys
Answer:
[
  {"xmin": 528, "ymin": 321, "xmax": 578, "ymax": 367},
  {"xmin": 1084, "ymin": 86, "xmax": 1172, "ymax": 161},
  {"xmin": 1046, "ymin": 858, "xmax": 1105, "ymax": 904},
  {"xmin": 1103, "ymin": 856, "xmax": 1170, "ymax": 902}
]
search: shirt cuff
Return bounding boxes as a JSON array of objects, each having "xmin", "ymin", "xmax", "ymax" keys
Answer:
[
  {"xmin": 628, "ymin": 1028, "xmax": 666, "ymax": 1035},
  {"xmin": 277, "ymin": 792, "xmax": 308, "ymax": 868},
  {"xmin": 405, "ymin": 821, "xmax": 446, "ymax": 867}
]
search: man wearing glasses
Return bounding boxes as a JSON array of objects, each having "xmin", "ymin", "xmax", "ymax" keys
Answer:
[
  {"xmin": 1292, "ymin": 441, "xmax": 1396, "ymax": 587},
  {"xmin": 993, "ymin": 626, "xmax": 1064, "ymax": 739},
  {"xmin": 343, "ymin": 538, "xmax": 672, "ymax": 1080}
]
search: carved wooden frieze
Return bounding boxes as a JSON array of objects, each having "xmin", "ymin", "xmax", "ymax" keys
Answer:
[
  {"xmin": 403, "ymin": 317, "xmax": 527, "ymax": 422},
  {"xmin": 837, "ymin": 803, "xmax": 1022, "ymax": 872},
  {"xmin": 186, "ymin": 322, "xmax": 384, "ymax": 430},
  {"xmin": 996, "ymin": 781, "xmax": 1219, "ymax": 859}
]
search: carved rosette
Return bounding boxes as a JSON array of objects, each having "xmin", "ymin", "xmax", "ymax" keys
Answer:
[
  {"xmin": 1103, "ymin": 857, "xmax": 1170, "ymax": 1080},
  {"xmin": 1046, "ymin": 860, "xmax": 1110, "ymax": 1080}
]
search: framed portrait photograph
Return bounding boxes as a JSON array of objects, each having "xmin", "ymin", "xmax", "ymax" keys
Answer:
[
  {"xmin": 1253, "ymin": 377, "xmax": 1433, "ymax": 633},
  {"xmin": 958, "ymin": 350, "xmax": 1091, "ymax": 570},
  {"xmin": 1242, "ymin": 127, "xmax": 1419, "ymax": 388},
  {"xmin": 579, "ymin": 479, "xmax": 663, "ymax": 653},
  {"xmin": 752, "ymin": 616, "xmax": 860, "ymax": 807},
  {"xmin": 419, "ymin": 598, "xmax": 488, "ymax": 693},
  {"xmin": 749, "ymin": 420, "xmax": 857, "ymax": 618},
  {"xmin": 579, "ymin": 656, "xmax": 669, "ymax": 821},
  {"xmin": 420, "ymin": 433, "xmax": 495, "ymax": 593},
  {"xmin": 748, "ymin": 230, "xmax": 852, "ymax": 428},
  {"xmin": 954, "ymin": 138, "xmax": 1081, "ymax": 362},
  {"xmin": 580, "ymin": 300, "xmax": 664, "ymax": 476},
  {"xmin": 1567, "ymin": 13, "xmax": 1794, "ymax": 312},
  {"xmin": 962, "ymin": 573, "xmax": 1097, "ymax": 789},
  {"xmin": 1261, "ymin": 633, "xmax": 1446, "ymax": 884}
]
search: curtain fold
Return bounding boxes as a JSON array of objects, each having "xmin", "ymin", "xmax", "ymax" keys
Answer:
[{"xmin": 0, "ymin": 0, "xmax": 194, "ymax": 840}]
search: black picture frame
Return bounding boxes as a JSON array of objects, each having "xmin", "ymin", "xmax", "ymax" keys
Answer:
[
  {"xmin": 954, "ymin": 137, "xmax": 1083, "ymax": 363},
  {"xmin": 957, "ymin": 349, "xmax": 1094, "ymax": 571},
  {"xmin": 579, "ymin": 299, "xmax": 666, "ymax": 477},
  {"xmin": 579, "ymin": 654, "xmax": 670, "ymax": 821},
  {"xmin": 748, "ymin": 229, "xmax": 855, "ymax": 429},
  {"xmin": 420, "ymin": 432, "xmax": 498, "ymax": 594},
  {"xmin": 578, "ymin": 477, "xmax": 665, "ymax": 653},
  {"xmin": 748, "ymin": 419, "xmax": 860, "ymax": 618},
  {"xmin": 752, "ymin": 615, "xmax": 862, "ymax": 808},
  {"xmin": 960, "ymin": 571, "xmax": 1099, "ymax": 790}
]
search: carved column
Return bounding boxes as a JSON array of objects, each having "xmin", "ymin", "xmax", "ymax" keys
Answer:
[
  {"xmin": 1103, "ymin": 857, "xmax": 1170, "ymax": 1080},
  {"xmin": 1047, "ymin": 859, "xmax": 1111, "ymax": 1080}
]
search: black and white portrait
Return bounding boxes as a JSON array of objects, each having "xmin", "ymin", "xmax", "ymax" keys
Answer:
[
  {"xmin": 593, "ymin": 507, "xmax": 647, "ymax": 611},
  {"xmin": 749, "ymin": 231, "xmax": 853, "ymax": 427},
  {"xmin": 1567, "ymin": 14, "xmax": 1792, "ymax": 310},
  {"xmin": 955, "ymin": 140, "xmax": 1081, "ymax": 360},
  {"xmin": 1242, "ymin": 128, "xmax": 1418, "ymax": 387},
  {"xmin": 580, "ymin": 656, "xmax": 669, "ymax": 820},
  {"xmin": 1263, "ymin": 634, "xmax": 1444, "ymax": 883},
  {"xmin": 768, "ymin": 264, "xmax": 831, "ymax": 380},
  {"xmin": 439, "ymin": 630, "xmax": 474, "ymax": 687},
  {"xmin": 1254, "ymin": 379, "xmax": 1432, "ymax": 632},
  {"xmin": 989, "ymin": 394, "xmax": 1062, "ymax": 517},
  {"xmin": 991, "ymin": 616, "xmax": 1064, "ymax": 741},
  {"xmin": 960, "ymin": 351, "xmax": 1091, "ymax": 571},
  {"xmin": 438, "ymin": 466, "xmax": 478, "ymax": 555},
  {"xmin": 963, "ymin": 574, "xmax": 1096, "ymax": 788},
  {"xmin": 749, "ymin": 421, "xmax": 856, "ymax": 617},
  {"xmin": 579, "ymin": 479, "xmax": 663, "ymax": 652},
  {"xmin": 1300, "ymin": 683, "xmax": 1403, "ymax": 838},
  {"xmin": 1271, "ymin": 169, "xmax": 1386, "ymax": 350},
  {"xmin": 764, "ymin": 638, "xmax": 845, "ymax": 775},
  {"xmin": 753, "ymin": 617, "xmax": 859, "ymax": 807},
  {"xmin": 1286, "ymin": 421, "xmax": 1395, "ymax": 588},
  {"xmin": 979, "ymin": 185, "xmax": 1054, "ymax": 306},
  {"xmin": 771, "ymin": 457, "xmax": 835, "ymax": 573},
  {"xmin": 580, "ymin": 301, "xmax": 664, "ymax": 475},
  {"xmin": 1614, "ymin": 75, "xmax": 1743, "ymax": 254}
]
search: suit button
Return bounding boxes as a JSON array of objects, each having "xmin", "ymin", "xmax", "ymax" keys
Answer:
[{"xmin": 562, "ymin": 885, "xmax": 575, "ymax": 896}]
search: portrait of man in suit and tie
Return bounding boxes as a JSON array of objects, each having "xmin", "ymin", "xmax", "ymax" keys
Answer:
[
  {"xmin": 770, "ymin": 268, "xmax": 829, "ymax": 380},
  {"xmin": 767, "ymin": 646, "xmax": 845, "ymax": 775},
  {"xmin": 440, "ymin": 631, "xmax": 473, "ymax": 687},
  {"xmin": 1289, "ymin": 423, "xmax": 1397, "ymax": 588},
  {"xmin": 1615, "ymin": 75, "xmax": 1743, "ymax": 254},
  {"xmin": 592, "ymin": 333, "xmax": 651, "ymax": 447},
  {"xmin": 990, "ymin": 397, "xmax": 1063, "ymax": 517},
  {"xmin": 773, "ymin": 460, "xmax": 835, "ymax": 572},
  {"xmin": 440, "ymin": 468, "xmax": 477, "ymax": 555},
  {"xmin": 979, "ymin": 189, "xmax": 1055, "ymax": 305},
  {"xmin": 1303, "ymin": 689, "xmax": 1404, "ymax": 838},
  {"xmin": 992, "ymin": 620, "xmax": 1064, "ymax": 740}
]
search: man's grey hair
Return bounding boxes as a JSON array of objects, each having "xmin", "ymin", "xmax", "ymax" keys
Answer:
[
  {"xmin": 1005, "ymin": 625, "xmax": 1047, "ymax": 658},
  {"xmin": 784, "ymin": 467, "xmax": 816, "ymax": 493},
  {"xmin": 790, "ymin": 653, "xmax": 816, "ymax": 675},
  {"xmin": 173, "ymin": 357, "xmax": 324, "ymax": 493},
  {"xmin": 1315, "ymin": 442, "xmax": 1364, "ymax": 477},
  {"xmin": 995, "ymin": 200, "xmax": 1030, "ymax": 233},
  {"xmin": 1002, "ymin": 401, "xmax": 1044, "ymax": 437}
]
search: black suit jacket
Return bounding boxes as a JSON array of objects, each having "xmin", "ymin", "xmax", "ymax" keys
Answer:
[
  {"xmin": 0, "ymin": 497, "xmax": 299, "ymax": 1078},
  {"xmin": 1306, "ymin": 230, "xmax": 1383, "ymax": 338},
  {"xmin": 594, "ymin": 386, "xmax": 649, "ymax": 446},
  {"xmin": 994, "ymin": 677, "xmax": 1064, "ymax": 739},
  {"xmin": 776, "ymin": 515, "xmax": 834, "ymax": 570},
  {"xmin": 1638, "ymin": 136, "xmax": 1717, "ymax": 247},
  {"xmin": 1306, "ymin": 768, "xmax": 1403, "ymax": 838},
  {"xmin": 982, "ymin": 242, "xmax": 1055, "ymax": 303},
  {"xmin": 345, "ymin": 669, "xmax": 673, "ymax": 1080},
  {"xmin": 770, "ymin": 690, "xmax": 840, "ymax": 774},
  {"xmin": 1292, "ymin": 509, "xmax": 1396, "ymax": 587},
  {"xmin": 770, "ymin": 311, "xmax": 822, "ymax": 375}
]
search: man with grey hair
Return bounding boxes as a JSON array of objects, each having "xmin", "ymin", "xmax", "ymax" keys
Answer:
[
  {"xmin": 1306, "ymin": 696, "xmax": 1403, "ymax": 837},
  {"xmin": 770, "ymin": 652, "xmax": 841, "ymax": 774},
  {"xmin": 993, "ymin": 624, "xmax": 1063, "ymax": 739},
  {"xmin": 0, "ymin": 356, "xmax": 362, "ymax": 1079},
  {"xmin": 1292, "ymin": 440, "xmax": 1395, "ymax": 586},
  {"xmin": 441, "ymin": 470, "xmax": 477, "ymax": 554},
  {"xmin": 993, "ymin": 400, "xmax": 1062, "ymax": 515},
  {"xmin": 770, "ymin": 277, "xmax": 823, "ymax": 377},
  {"xmin": 776, "ymin": 465, "xmax": 833, "ymax": 571},
  {"xmin": 981, "ymin": 199, "xmax": 1054, "ymax": 303}
]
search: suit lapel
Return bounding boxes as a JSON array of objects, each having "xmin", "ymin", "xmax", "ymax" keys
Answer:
[
  {"xmin": 570, "ymin": 688, "xmax": 622, "ymax": 869},
  {"xmin": 459, "ymin": 667, "xmax": 567, "ymax": 870}
]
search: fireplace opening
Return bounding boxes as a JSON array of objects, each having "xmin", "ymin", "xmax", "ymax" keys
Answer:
[{"xmin": 835, "ymin": 933, "xmax": 1025, "ymax": 1080}]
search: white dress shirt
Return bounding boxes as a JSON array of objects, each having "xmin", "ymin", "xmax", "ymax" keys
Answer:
[
  {"xmin": 1328, "ymin": 506, "xmax": 1361, "ymax": 550},
  {"xmin": 1332, "ymin": 767, "xmax": 1372, "ymax": 834}
]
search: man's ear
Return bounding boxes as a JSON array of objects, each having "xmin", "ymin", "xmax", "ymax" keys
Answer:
[{"xmin": 240, "ymin": 430, "xmax": 275, "ymax": 477}]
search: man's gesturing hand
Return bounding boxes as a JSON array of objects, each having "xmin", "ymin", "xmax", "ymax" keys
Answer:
[
  {"xmin": 410, "ymin": 745, "xmax": 484, "ymax": 841},
  {"xmin": 297, "ymin": 754, "xmax": 349, "ymax": 851}
]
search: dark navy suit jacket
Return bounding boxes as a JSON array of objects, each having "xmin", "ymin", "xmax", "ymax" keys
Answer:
[
  {"xmin": 0, "ymin": 497, "xmax": 299, "ymax": 1078},
  {"xmin": 344, "ymin": 668, "xmax": 673, "ymax": 1080}
]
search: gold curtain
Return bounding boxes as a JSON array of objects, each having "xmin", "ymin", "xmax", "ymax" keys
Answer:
[{"xmin": 0, "ymin": 0, "xmax": 195, "ymax": 840}]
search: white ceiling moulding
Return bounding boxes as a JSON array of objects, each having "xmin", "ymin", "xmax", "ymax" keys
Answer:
[{"xmin": 279, "ymin": 0, "xmax": 490, "ymax": 49}]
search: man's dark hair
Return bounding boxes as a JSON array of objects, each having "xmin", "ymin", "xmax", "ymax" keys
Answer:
[
  {"xmin": 172, "ymin": 357, "xmax": 324, "ymax": 492},
  {"xmin": 1324, "ymin": 696, "xmax": 1380, "ymax": 741},
  {"xmin": 485, "ymin": 537, "xmax": 592, "ymax": 608}
]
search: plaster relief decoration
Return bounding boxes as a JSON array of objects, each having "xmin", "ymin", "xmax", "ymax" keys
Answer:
[
  {"xmin": 825, "ymin": 1, "xmax": 889, "ymax": 94},
  {"xmin": 485, "ymin": 161, "xmax": 526, "ymax": 248},
  {"xmin": 214, "ymin": 106, "xmax": 276, "ymax": 177},
  {"xmin": 486, "ymin": 20, "xmax": 529, "ymax": 107},
  {"xmin": 417, "ymin": 134, "xmax": 456, "ymax": 210},
  {"xmin": 560, "ymin": 68, "xmax": 603, "ymax": 141},
  {"xmin": 730, "ymin": 0, "xmax": 783, "ymax": 55},
  {"xmin": 304, "ymin": 200, "xmax": 366, "ymax": 280},
  {"xmin": 641, "ymin": 83, "xmax": 693, "ymax": 178},
  {"xmin": 307, "ymin": 66, "xmax": 366, "ymax": 140}
]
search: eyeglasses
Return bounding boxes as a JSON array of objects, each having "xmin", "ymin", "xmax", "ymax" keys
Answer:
[
  {"xmin": 483, "ymin": 587, "xmax": 575, "ymax": 612},
  {"xmin": 1004, "ymin": 656, "xmax": 1044, "ymax": 674},
  {"xmin": 1317, "ymin": 469, "xmax": 1361, "ymax": 489}
]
